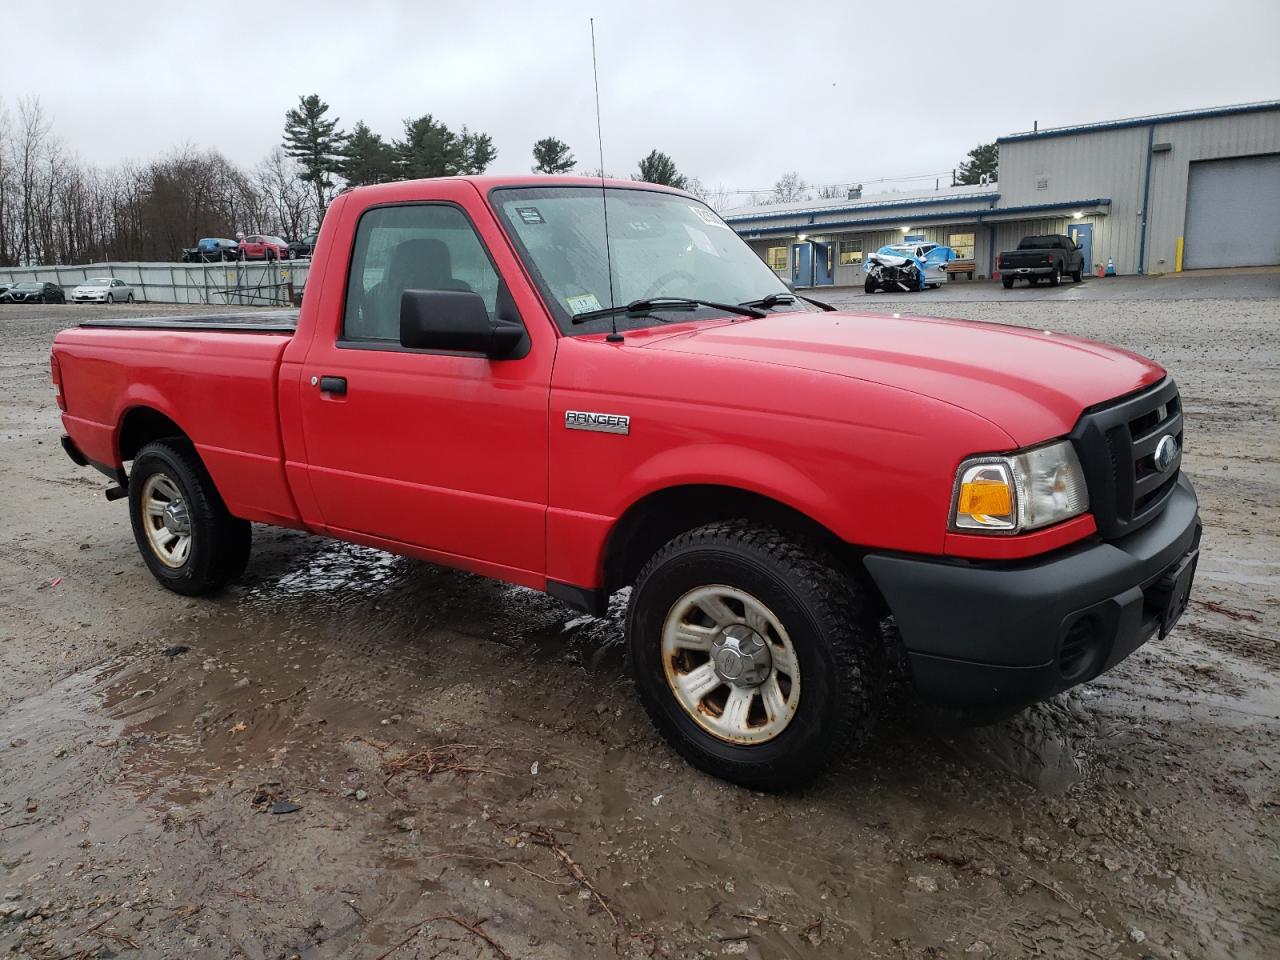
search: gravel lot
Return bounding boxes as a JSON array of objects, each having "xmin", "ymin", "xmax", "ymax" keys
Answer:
[{"xmin": 1, "ymin": 285, "xmax": 1277, "ymax": 960}]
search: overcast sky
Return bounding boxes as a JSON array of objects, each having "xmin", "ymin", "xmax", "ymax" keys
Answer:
[{"xmin": 3, "ymin": 0, "xmax": 1278, "ymax": 205}]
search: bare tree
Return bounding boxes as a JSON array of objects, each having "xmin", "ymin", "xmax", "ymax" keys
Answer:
[
  {"xmin": 256, "ymin": 148, "xmax": 311, "ymax": 241},
  {"xmin": 769, "ymin": 172, "xmax": 809, "ymax": 205},
  {"xmin": 11, "ymin": 97, "xmax": 52, "ymax": 264}
]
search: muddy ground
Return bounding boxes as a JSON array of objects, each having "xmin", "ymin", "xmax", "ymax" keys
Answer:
[{"xmin": 1, "ymin": 286, "xmax": 1277, "ymax": 960}]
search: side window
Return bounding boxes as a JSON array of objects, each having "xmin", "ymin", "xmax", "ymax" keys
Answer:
[{"xmin": 342, "ymin": 204, "xmax": 501, "ymax": 343}]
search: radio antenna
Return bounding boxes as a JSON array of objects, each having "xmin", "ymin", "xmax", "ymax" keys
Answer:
[{"xmin": 590, "ymin": 17, "xmax": 622, "ymax": 342}]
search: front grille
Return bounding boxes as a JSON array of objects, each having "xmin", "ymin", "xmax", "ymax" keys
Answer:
[{"xmin": 1071, "ymin": 377, "xmax": 1183, "ymax": 540}]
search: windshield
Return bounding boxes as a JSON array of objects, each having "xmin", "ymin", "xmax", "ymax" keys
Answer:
[
  {"xmin": 15, "ymin": 283, "xmax": 40, "ymax": 290},
  {"xmin": 84, "ymin": 278, "xmax": 110, "ymax": 286},
  {"xmin": 491, "ymin": 185, "xmax": 794, "ymax": 334}
]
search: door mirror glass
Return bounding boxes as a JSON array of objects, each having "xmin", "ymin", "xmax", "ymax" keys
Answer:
[{"xmin": 400, "ymin": 289, "xmax": 523, "ymax": 358}]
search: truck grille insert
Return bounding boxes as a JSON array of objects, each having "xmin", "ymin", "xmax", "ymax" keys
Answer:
[{"xmin": 1071, "ymin": 378, "xmax": 1183, "ymax": 540}]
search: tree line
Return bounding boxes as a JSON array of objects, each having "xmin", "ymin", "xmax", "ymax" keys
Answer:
[
  {"xmin": 0, "ymin": 98, "xmax": 314, "ymax": 266},
  {"xmin": 0, "ymin": 91, "xmax": 705, "ymax": 267},
  {"xmin": 0, "ymin": 87, "xmax": 999, "ymax": 267}
]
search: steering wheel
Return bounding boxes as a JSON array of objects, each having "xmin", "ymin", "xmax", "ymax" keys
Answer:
[{"xmin": 639, "ymin": 270, "xmax": 699, "ymax": 300}]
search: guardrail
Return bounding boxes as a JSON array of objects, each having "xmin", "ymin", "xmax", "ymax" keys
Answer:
[{"xmin": 0, "ymin": 259, "xmax": 311, "ymax": 305}]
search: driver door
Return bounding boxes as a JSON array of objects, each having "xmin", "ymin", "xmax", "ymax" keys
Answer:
[{"xmin": 295, "ymin": 201, "xmax": 552, "ymax": 582}]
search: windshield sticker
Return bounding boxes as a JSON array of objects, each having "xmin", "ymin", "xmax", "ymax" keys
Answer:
[
  {"xmin": 515, "ymin": 206, "xmax": 545, "ymax": 225},
  {"xmin": 566, "ymin": 292, "xmax": 603, "ymax": 315},
  {"xmin": 689, "ymin": 205, "xmax": 727, "ymax": 228},
  {"xmin": 683, "ymin": 224, "xmax": 719, "ymax": 257}
]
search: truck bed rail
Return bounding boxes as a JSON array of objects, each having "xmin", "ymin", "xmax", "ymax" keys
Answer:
[{"xmin": 79, "ymin": 312, "xmax": 298, "ymax": 334}]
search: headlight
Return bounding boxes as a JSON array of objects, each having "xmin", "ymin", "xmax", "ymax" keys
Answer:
[{"xmin": 950, "ymin": 439, "xmax": 1089, "ymax": 534}]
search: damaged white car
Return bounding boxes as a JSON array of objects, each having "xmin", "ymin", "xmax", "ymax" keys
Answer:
[{"xmin": 864, "ymin": 242, "xmax": 956, "ymax": 293}]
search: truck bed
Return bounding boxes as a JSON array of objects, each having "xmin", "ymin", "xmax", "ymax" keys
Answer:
[
  {"xmin": 79, "ymin": 310, "xmax": 298, "ymax": 334},
  {"xmin": 54, "ymin": 313, "xmax": 302, "ymax": 529}
]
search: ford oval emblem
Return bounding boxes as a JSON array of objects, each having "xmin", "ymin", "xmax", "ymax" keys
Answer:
[{"xmin": 1153, "ymin": 434, "xmax": 1180, "ymax": 473}]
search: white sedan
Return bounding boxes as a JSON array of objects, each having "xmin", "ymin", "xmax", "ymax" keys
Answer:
[{"xmin": 71, "ymin": 277, "xmax": 134, "ymax": 304}]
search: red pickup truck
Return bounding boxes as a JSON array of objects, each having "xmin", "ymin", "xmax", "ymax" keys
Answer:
[{"xmin": 52, "ymin": 176, "xmax": 1200, "ymax": 789}]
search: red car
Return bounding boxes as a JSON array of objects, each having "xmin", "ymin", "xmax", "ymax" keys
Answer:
[
  {"xmin": 237, "ymin": 234, "xmax": 289, "ymax": 261},
  {"xmin": 50, "ymin": 176, "xmax": 1200, "ymax": 790}
]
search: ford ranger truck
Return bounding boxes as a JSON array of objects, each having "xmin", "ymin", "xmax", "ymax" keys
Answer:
[
  {"xmin": 997, "ymin": 234, "xmax": 1086, "ymax": 287},
  {"xmin": 51, "ymin": 176, "xmax": 1201, "ymax": 790}
]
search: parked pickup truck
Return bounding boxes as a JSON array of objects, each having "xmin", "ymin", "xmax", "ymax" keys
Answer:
[
  {"xmin": 52, "ymin": 176, "xmax": 1201, "ymax": 790},
  {"xmin": 997, "ymin": 234, "xmax": 1086, "ymax": 287}
]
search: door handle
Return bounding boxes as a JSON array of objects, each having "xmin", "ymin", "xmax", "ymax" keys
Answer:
[{"xmin": 318, "ymin": 375, "xmax": 347, "ymax": 396}]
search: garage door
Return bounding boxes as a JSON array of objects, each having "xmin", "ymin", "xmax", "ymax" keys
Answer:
[{"xmin": 1183, "ymin": 154, "xmax": 1280, "ymax": 269}]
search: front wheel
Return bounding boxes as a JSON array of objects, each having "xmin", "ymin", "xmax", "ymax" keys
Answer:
[
  {"xmin": 864, "ymin": 276, "xmax": 878, "ymax": 294},
  {"xmin": 1071, "ymin": 268, "xmax": 1082, "ymax": 283},
  {"xmin": 106, "ymin": 293, "xmax": 114, "ymax": 304},
  {"xmin": 627, "ymin": 521, "xmax": 883, "ymax": 791},
  {"xmin": 128, "ymin": 440, "xmax": 252, "ymax": 596}
]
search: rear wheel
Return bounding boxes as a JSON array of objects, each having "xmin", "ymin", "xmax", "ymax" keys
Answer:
[
  {"xmin": 1001, "ymin": 277, "xmax": 1015, "ymax": 289},
  {"xmin": 128, "ymin": 440, "xmax": 251, "ymax": 596},
  {"xmin": 864, "ymin": 276, "xmax": 878, "ymax": 294},
  {"xmin": 627, "ymin": 521, "xmax": 883, "ymax": 791},
  {"xmin": 1049, "ymin": 265, "xmax": 1062, "ymax": 287}
]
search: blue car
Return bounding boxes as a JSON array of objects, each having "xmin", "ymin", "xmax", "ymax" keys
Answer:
[
  {"xmin": 864, "ymin": 242, "xmax": 956, "ymax": 293},
  {"xmin": 181, "ymin": 238, "xmax": 241, "ymax": 263}
]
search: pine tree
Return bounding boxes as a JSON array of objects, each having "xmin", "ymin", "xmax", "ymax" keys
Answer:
[
  {"xmin": 395, "ymin": 115, "xmax": 460, "ymax": 179},
  {"xmin": 339, "ymin": 121, "xmax": 396, "ymax": 187},
  {"xmin": 282, "ymin": 94, "xmax": 346, "ymax": 217},
  {"xmin": 532, "ymin": 137, "xmax": 575, "ymax": 174},
  {"xmin": 633, "ymin": 150, "xmax": 687, "ymax": 189},
  {"xmin": 956, "ymin": 143, "xmax": 999, "ymax": 185},
  {"xmin": 457, "ymin": 127, "xmax": 497, "ymax": 175}
]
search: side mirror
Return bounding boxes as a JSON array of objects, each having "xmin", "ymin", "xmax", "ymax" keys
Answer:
[{"xmin": 399, "ymin": 289, "xmax": 524, "ymax": 358}]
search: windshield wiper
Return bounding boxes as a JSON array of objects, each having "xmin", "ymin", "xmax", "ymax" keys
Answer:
[
  {"xmin": 571, "ymin": 296, "xmax": 767, "ymax": 324},
  {"xmin": 739, "ymin": 292, "xmax": 837, "ymax": 312}
]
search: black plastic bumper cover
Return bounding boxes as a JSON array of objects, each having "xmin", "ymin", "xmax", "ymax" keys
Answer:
[
  {"xmin": 863, "ymin": 474, "xmax": 1201, "ymax": 707},
  {"xmin": 60, "ymin": 433, "xmax": 89, "ymax": 467}
]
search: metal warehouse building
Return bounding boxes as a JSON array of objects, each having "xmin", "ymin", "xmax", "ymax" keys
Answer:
[{"xmin": 726, "ymin": 100, "xmax": 1280, "ymax": 287}]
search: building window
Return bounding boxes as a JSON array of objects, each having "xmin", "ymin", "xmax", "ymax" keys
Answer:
[
  {"xmin": 766, "ymin": 246, "xmax": 788, "ymax": 272},
  {"xmin": 948, "ymin": 233, "xmax": 975, "ymax": 260},
  {"xmin": 838, "ymin": 239, "xmax": 863, "ymax": 265}
]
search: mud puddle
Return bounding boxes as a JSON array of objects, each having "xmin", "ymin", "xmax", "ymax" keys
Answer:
[{"xmin": 5, "ymin": 538, "xmax": 1276, "ymax": 957}]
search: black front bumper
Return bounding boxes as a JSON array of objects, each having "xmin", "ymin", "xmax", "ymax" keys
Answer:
[{"xmin": 863, "ymin": 474, "xmax": 1201, "ymax": 707}]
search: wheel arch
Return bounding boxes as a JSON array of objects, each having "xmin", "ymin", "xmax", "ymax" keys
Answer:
[
  {"xmin": 601, "ymin": 483, "xmax": 876, "ymax": 605},
  {"xmin": 117, "ymin": 405, "xmax": 191, "ymax": 463}
]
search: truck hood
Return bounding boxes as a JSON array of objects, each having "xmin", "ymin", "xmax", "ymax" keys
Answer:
[{"xmin": 642, "ymin": 310, "xmax": 1166, "ymax": 446}]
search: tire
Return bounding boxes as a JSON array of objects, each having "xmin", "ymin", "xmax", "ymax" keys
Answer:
[
  {"xmin": 1071, "ymin": 268, "xmax": 1082, "ymax": 283},
  {"xmin": 864, "ymin": 277, "xmax": 877, "ymax": 294},
  {"xmin": 627, "ymin": 521, "xmax": 883, "ymax": 791},
  {"xmin": 128, "ymin": 440, "xmax": 252, "ymax": 596},
  {"xmin": 1002, "ymin": 277, "xmax": 1015, "ymax": 289},
  {"xmin": 106, "ymin": 294, "xmax": 114, "ymax": 304},
  {"xmin": 1049, "ymin": 265, "xmax": 1062, "ymax": 287}
]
